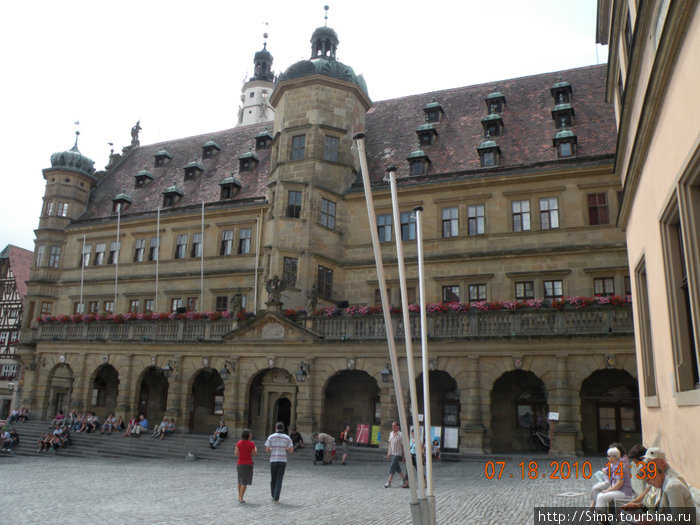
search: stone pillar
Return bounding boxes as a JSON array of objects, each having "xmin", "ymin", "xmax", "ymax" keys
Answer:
[
  {"xmin": 165, "ymin": 358, "xmax": 185, "ymax": 429},
  {"xmin": 379, "ymin": 383, "xmax": 398, "ymax": 449},
  {"xmin": 70, "ymin": 353, "xmax": 88, "ymax": 411},
  {"xmin": 462, "ymin": 356, "xmax": 486, "ymax": 453},
  {"xmin": 116, "ymin": 354, "xmax": 134, "ymax": 416},
  {"xmin": 549, "ymin": 355, "xmax": 577, "ymax": 455},
  {"xmin": 221, "ymin": 358, "xmax": 241, "ymax": 435},
  {"xmin": 295, "ymin": 357, "xmax": 318, "ymax": 441}
]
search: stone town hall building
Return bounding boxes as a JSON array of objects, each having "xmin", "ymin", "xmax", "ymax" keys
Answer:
[{"xmin": 18, "ymin": 25, "xmax": 638, "ymax": 454}]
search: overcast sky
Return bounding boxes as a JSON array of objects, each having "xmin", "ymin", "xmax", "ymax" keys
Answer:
[{"xmin": 0, "ymin": 0, "xmax": 606, "ymax": 251}]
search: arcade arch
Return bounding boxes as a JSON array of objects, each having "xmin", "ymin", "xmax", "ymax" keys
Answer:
[
  {"xmin": 136, "ymin": 366, "xmax": 169, "ymax": 421},
  {"xmin": 188, "ymin": 368, "xmax": 224, "ymax": 433},
  {"xmin": 248, "ymin": 367, "xmax": 296, "ymax": 438},
  {"xmin": 322, "ymin": 370, "xmax": 380, "ymax": 434},
  {"xmin": 89, "ymin": 364, "xmax": 119, "ymax": 415}
]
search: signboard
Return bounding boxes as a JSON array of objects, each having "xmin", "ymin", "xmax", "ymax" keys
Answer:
[
  {"xmin": 443, "ymin": 426, "xmax": 459, "ymax": 450},
  {"xmin": 548, "ymin": 412, "xmax": 559, "ymax": 421},
  {"xmin": 370, "ymin": 425, "xmax": 381, "ymax": 446},
  {"xmin": 355, "ymin": 423, "xmax": 370, "ymax": 445}
]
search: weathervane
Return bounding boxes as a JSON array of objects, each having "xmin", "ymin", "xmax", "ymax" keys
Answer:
[{"xmin": 323, "ymin": 5, "xmax": 329, "ymax": 26}]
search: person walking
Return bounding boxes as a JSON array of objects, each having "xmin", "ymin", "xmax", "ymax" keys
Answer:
[
  {"xmin": 265, "ymin": 421, "xmax": 294, "ymax": 503},
  {"xmin": 385, "ymin": 421, "xmax": 409, "ymax": 488},
  {"xmin": 234, "ymin": 429, "xmax": 257, "ymax": 503},
  {"xmin": 339, "ymin": 425, "xmax": 352, "ymax": 465}
]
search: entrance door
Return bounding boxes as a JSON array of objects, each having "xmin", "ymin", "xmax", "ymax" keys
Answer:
[
  {"xmin": 597, "ymin": 403, "xmax": 639, "ymax": 451},
  {"xmin": 274, "ymin": 397, "xmax": 291, "ymax": 431}
]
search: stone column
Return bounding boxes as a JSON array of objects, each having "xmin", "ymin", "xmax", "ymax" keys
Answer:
[
  {"xmin": 70, "ymin": 353, "xmax": 88, "ymax": 412},
  {"xmin": 165, "ymin": 358, "xmax": 185, "ymax": 429},
  {"xmin": 116, "ymin": 354, "xmax": 134, "ymax": 416},
  {"xmin": 549, "ymin": 355, "xmax": 577, "ymax": 455},
  {"xmin": 462, "ymin": 356, "xmax": 486, "ymax": 453},
  {"xmin": 222, "ymin": 358, "xmax": 241, "ymax": 435},
  {"xmin": 294, "ymin": 357, "xmax": 317, "ymax": 440},
  {"xmin": 379, "ymin": 383, "xmax": 398, "ymax": 449}
]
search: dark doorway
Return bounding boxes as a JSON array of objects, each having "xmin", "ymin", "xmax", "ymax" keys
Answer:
[
  {"xmin": 248, "ymin": 368, "xmax": 296, "ymax": 438},
  {"xmin": 274, "ymin": 397, "xmax": 291, "ymax": 431},
  {"xmin": 323, "ymin": 370, "xmax": 380, "ymax": 435},
  {"xmin": 189, "ymin": 368, "xmax": 224, "ymax": 433},
  {"xmin": 137, "ymin": 367, "xmax": 169, "ymax": 421},
  {"xmin": 90, "ymin": 364, "xmax": 119, "ymax": 416},
  {"xmin": 415, "ymin": 370, "xmax": 461, "ymax": 451}
]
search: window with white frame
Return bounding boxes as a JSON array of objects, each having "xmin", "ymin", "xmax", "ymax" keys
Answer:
[
  {"xmin": 468, "ymin": 284, "xmax": 487, "ymax": 302},
  {"xmin": 94, "ymin": 243, "xmax": 106, "ymax": 265},
  {"xmin": 35, "ymin": 245, "xmax": 45, "ymax": 267},
  {"xmin": 543, "ymin": 280, "xmax": 563, "ymax": 299},
  {"xmin": 467, "ymin": 204, "xmax": 485, "ymax": 235},
  {"xmin": 48, "ymin": 246, "xmax": 61, "ymax": 268},
  {"xmin": 442, "ymin": 207, "xmax": 458, "ymax": 238},
  {"xmin": 377, "ymin": 214, "xmax": 392, "ymax": 243},
  {"xmin": 400, "ymin": 211, "xmax": 416, "ymax": 241},
  {"xmin": 108, "ymin": 241, "xmax": 120, "ymax": 264},
  {"xmin": 238, "ymin": 228, "xmax": 252, "ymax": 254},
  {"xmin": 133, "ymin": 239, "xmax": 145, "ymax": 262},
  {"xmin": 148, "ymin": 237, "xmax": 159, "ymax": 261},
  {"xmin": 191, "ymin": 233, "xmax": 203, "ymax": 258},
  {"xmin": 512, "ymin": 200, "xmax": 531, "ymax": 232},
  {"xmin": 320, "ymin": 198, "xmax": 336, "ymax": 230},
  {"xmin": 175, "ymin": 234, "xmax": 188, "ymax": 259},
  {"xmin": 220, "ymin": 230, "xmax": 233, "ymax": 256},
  {"xmin": 539, "ymin": 197, "xmax": 559, "ymax": 230}
]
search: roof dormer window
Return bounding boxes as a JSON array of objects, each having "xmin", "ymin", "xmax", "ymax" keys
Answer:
[
  {"xmin": 134, "ymin": 167, "xmax": 154, "ymax": 189},
  {"xmin": 485, "ymin": 90, "xmax": 506, "ymax": 114},
  {"xmin": 423, "ymin": 100, "xmax": 444, "ymax": 124},
  {"xmin": 255, "ymin": 130, "xmax": 273, "ymax": 150},
  {"xmin": 416, "ymin": 124, "xmax": 438, "ymax": 146},
  {"xmin": 154, "ymin": 148, "xmax": 173, "ymax": 168},
  {"xmin": 477, "ymin": 140, "xmax": 501, "ymax": 167},
  {"xmin": 202, "ymin": 139, "xmax": 221, "ymax": 159},
  {"xmin": 239, "ymin": 150, "xmax": 259, "ymax": 172},
  {"xmin": 553, "ymin": 130, "xmax": 578, "ymax": 158},
  {"xmin": 219, "ymin": 176, "xmax": 242, "ymax": 200},
  {"xmin": 481, "ymin": 114, "xmax": 504, "ymax": 138},
  {"xmin": 162, "ymin": 181, "xmax": 184, "ymax": 208},
  {"xmin": 550, "ymin": 78, "xmax": 572, "ymax": 104},
  {"xmin": 407, "ymin": 149, "xmax": 430, "ymax": 176},
  {"xmin": 552, "ymin": 103, "xmax": 575, "ymax": 129},
  {"xmin": 112, "ymin": 191, "xmax": 132, "ymax": 213},
  {"xmin": 184, "ymin": 158, "xmax": 204, "ymax": 180}
]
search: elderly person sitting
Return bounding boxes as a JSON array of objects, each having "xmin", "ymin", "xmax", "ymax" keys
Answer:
[
  {"xmin": 591, "ymin": 446, "xmax": 634, "ymax": 510},
  {"xmin": 621, "ymin": 447, "xmax": 689, "ymax": 513},
  {"xmin": 209, "ymin": 420, "xmax": 228, "ymax": 449}
]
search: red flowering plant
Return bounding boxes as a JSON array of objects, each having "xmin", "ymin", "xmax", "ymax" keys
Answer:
[
  {"xmin": 284, "ymin": 308, "xmax": 306, "ymax": 318},
  {"xmin": 426, "ymin": 302, "xmax": 450, "ymax": 314},
  {"xmin": 550, "ymin": 298, "xmax": 567, "ymax": 309},
  {"xmin": 567, "ymin": 296, "xmax": 595, "ymax": 309},
  {"xmin": 236, "ymin": 309, "xmax": 256, "ymax": 320},
  {"xmin": 185, "ymin": 311, "xmax": 204, "ymax": 320},
  {"xmin": 314, "ymin": 306, "xmax": 342, "ymax": 317},
  {"xmin": 501, "ymin": 300, "xmax": 522, "ymax": 311},
  {"xmin": 204, "ymin": 311, "xmax": 222, "ymax": 321},
  {"xmin": 122, "ymin": 313, "xmax": 138, "ymax": 321},
  {"xmin": 523, "ymin": 299, "xmax": 543, "ymax": 309}
]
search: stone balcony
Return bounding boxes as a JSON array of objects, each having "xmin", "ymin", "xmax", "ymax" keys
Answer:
[{"xmin": 34, "ymin": 305, "xmax": 633, "ymax": 343}]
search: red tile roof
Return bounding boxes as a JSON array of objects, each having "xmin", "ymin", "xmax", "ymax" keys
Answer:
[{"xmin": 1, "ymin": 245, "xmax": 33, "ymax": 299}]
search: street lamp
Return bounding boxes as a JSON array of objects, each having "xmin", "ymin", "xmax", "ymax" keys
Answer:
[
  {"xmin": 161, "ymin": 360, "xmax": 177, "ymax": 379},
  {"xmin": 294, "ymin": 361, "xmax": 311, "ymax": 383},
  {"xmin": 380, "ymin": 363, "xmax": 392, "ymax": 383},
  {"xmin": 219, "ymin": 361, "xmax": 235, "ymax": 380}
]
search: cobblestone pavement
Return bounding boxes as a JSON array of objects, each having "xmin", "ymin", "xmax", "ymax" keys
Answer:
[{"xmin": 0, "ymin": 453, "xmax": 598, "ymax": 524}]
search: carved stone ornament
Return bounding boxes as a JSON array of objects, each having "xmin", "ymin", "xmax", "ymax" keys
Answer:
[
  {"xmin": 262, "ymin": 322, "xmax": 284, "ymax": 339},
  {"xmin": 102, "ymin": 354, "xmax": 109, "ymax": 364},
  {"xmin": 59, "ymin": 354, "xmax": 66, "ymax": 364},
  {"xmin": 513, "ymin": 357, "xmax": 523, "ymax": 369},
  {"xmin": 202, "ymin": 357, "xmax": 209, "ymax": 368},
  {"xmin": 268, "ymin": 358, "xmax": 275, "ymax": 369},
  {"xmin": 429, "ymin": 358, "xmax": 438, "ymax": 371},
  {"xmin": 606, "ymin": 354, "xmax": 616, "ymax": 369},
  {"xmin": 347, "ymin": 358, "xmax": 356, "ymax": 370}
]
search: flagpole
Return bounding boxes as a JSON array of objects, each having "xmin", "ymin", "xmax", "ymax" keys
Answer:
[
  {"xmin": 200, "ymin": 201, "xmax": 204, "ymax": 312},
  {"xmin": 352, "ymin": 132, "xmax": 424, "ymax": 525},
  {"xmin": 79, "ymin": 234, "xmax": 86, "ymax": 313},
  {"xmin": 155, "ymin": 207, "xmax": 160, "ymax": 312},
  {"xmin": 386, "ymin": 167, "xmax": 427, "ymax": 515},
  {"xmin": 114, "ymin": 204, "xmax": 121, "ymax": 311},
  {"xmin": 414, "ymin": 205, "xmax": 435, "ymax": 525},
  {"xmin": 254, "ymin": 210, "xmax": 262, "ymax": 315}
]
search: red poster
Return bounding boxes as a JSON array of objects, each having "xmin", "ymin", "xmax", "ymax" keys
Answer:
[{"xmin": 355, "ymin": 423, "xmax": 370, "ymax": 445}]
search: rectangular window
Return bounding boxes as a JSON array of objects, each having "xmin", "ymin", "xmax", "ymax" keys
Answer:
[
  {"xmin": 88, "ymin": 301, "xmax": 99, "ymax": 314},
  {"xmin": 544, "ymin": 280, "xmax": 563, "ymax": 299},
  {"xmin": 588, "ymin": 193, "xmax": 609, "ymax": 225},
  {"xmin": 442, "ymin": 285, "xmax": 460, "ymax": 302},
  {"xmin": 191, "ymin": 233, "xmax": 203, "ymax": 258},
  {"xmin": 377, "ymin": 214, "xmax": 392, "ymax": 243},
  {"xmin": 468, "ymin": 284, "xmax": 486, "ymax": 302},
  {"xmin": 320, "ymin": 198, "xmax": 336, "ymax": 230},
  {"xmin": 129, "ymin": 300, "xmax": 140, "ymax": 313},
  {"xmin": 40, "ymin": 302, "xmax": 52, "ymax": 315},
  {"xmin": 57, "ymin": 202, "xmax": 69, "ymax": 217},
  {"xmin": 594, "ymin": 277, "xmax": 615, "ymax": 296},
  {"xmin": 467, "ymin": 204, "xmax": 485, "ymax": 236},
  {"xmin": 220, "ymin": 230, "xmax": 233, "ymax": 256},
  {"xmin": 108, "ymin": 241, "xmax": 120, "ymax": 264},
  {"xmin": 634, "ymin": 258, "xmax": 656, "ymax": 397},
  {"xmin": 79, "ymin": 244, "xmax": 91, "ymax": 267},
  {"xmin": 539, "ymin": 197, "xmax": 559, "ymax": 229},
  {"xmin": 187, "ymin": 297, "xmax": 198, "ymax": 312},
  {"xmin": 238, "ymin": 228, "xmax": 252, "ymax": 254},
  {"xmin": 144, "ymin": 299, "xmax": 154, "ymax": 313},
  {"xmin": 291, "ymin": 135, "xmax": 306, "ymax": 161},
  {"xmin": 374, "ymin": 288, "xmax": 390, "ymax": 306},
  {"xmin": 442, "ymin": 207, "xmax": 458, "ymax": 238},
  {"xmin": 45, "ymin": 201, "xmax": 55, "ymax": 216},
  {"xmin": 73, "ymin": 302, "xmax": 84, "ymax": 314},
  {"xmin": 175, "ymin": 234, "xmax": 188, "ymax": 259},
  {"xmin": 287, "ymin": 190, "xmax": 302, "ymax": 218},
  {"xmin": 400, "ymin": 211, "xmax": 416, "ymax": 241},
  {"xmin": 148, "ymin": 237, "xmax": 159, "ymax": 261},
  {"xmin": 283, "ymin": 257, "xmax": 298, "ymax": 288},
  {"xmin": 624, "ymin": 276, "xmax": 631, "ymax": 296},
  {"xmin": 317, "ymin": 265, "xmax": 333, "ymax": 299},
  {"xmin": 48, "ymin": 246, "xmax": 61, "ymax": 268},
  {"xmin": 94, "ymin": 243, "xmax": 106, "ymax": 265},
  {"xmin": 215, "ymin": 296, "xmax": 228, "ymax": 312},
  {"xmin": 324, "ymin": 136, "xmax": 339, "ymax": 162},
  {"xmin": 35, "ymin": 245, "xmax": 45, "ymax": 267},
  {"xmin": 133, "ymin": 239, "xmax": 145, "ymax": 262},
  {"xmin": 512, "ymin": 200, "xmax": 531, "ymax": 232},
  {"xmin": 170, "ymin": 298, "xmax": 183, "ymax": 313},
  {"xmin": 103, "ymin": 301, "xmax": 114, "ymax": 314},
  {"xmin": 515, "ymin": 281, "xmax": 534, "ymax": 300}
]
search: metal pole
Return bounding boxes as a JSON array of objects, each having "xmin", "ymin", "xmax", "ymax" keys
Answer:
[
  {"xmin": 414, "ymin": 206, "xmax": 436, "ymax": 525},
  {"xmin": 386, "ymin": 168, "xmax": 428, "ymax": 518},
  {"xmin": 155, "ymin": 207, "xmax": 160, "ymax": 312},
  {"xmin": 79, "ymin": 234, "xmax": 85, "ymax": 314},
  {"xmin": 352, "ymin": 133, "xmax": 423, "ymax": 525},
  {"xmin": 114, "ymin": 205, "xmax": 121, "ymax": 310},
  {"xmin": 254, "ymin": 210, "xmax": 262, "ymax": 314},
  {"xmin": 200, "ymin": 201, "xmax": 204, "ymax": 312}
]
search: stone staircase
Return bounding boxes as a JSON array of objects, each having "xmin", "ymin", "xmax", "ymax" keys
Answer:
[{"xmin": 1, "ymin": 420, "xmax": 393, "ymax": 463}]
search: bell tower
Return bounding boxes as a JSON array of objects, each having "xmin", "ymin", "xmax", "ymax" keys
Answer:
[{"xmin": 237, "ymin": 34, "xmax": 276, "ymax": 127}]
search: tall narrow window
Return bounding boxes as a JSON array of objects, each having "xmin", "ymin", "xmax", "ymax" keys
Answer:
[
  {"xmin": 442, "ymin": 285, "xmax": 460, "ymax": 302},
  {"xmin": 191, "ymin": 233, "xmax": 203, "ymax": 258},
  {"xmin": 468, "ymin": 284, "xmax": 486, "ymax": 302},
  {"xmin": 129, "ymin": 300, "xmax": 140, "ymax": 313},
  {"xmin": 287, "ymin": 190, "xmax": 302, "ymax": 218},
  {"xmin": 467, "ymin": 204, "xmax": 485, "ymax": 235},
  {"xmin": 94, "ymin": 243, "xmax": 106, "ymax": 265},
  {"xmin": 133, "ymin": 239, "xmax": 145, "ymax": 262},
  {"xmin": 588, "ymin": 193, "xmax": 609, "ymax": 225},
  {"xmin": 291, "ymin": 135, "xmax": 306, "ymax": 161},
  {"xmin": 45, "ymin": 201, "xmax": 55, "ymax": 216},
  {"xmin": 324, "ymin": 136, "xmax": 339, "ymax": 162},
  {"xmin": 220, "ymin": 230, "xmax": 233, "ymax": 256},
  {"xmin": 400, "ymin": 211, "xmax": 416, "ymax": 241},
  {"xmin": 35, "ymin": 245, "xmax": 45, "ymax": 267},
  {"xmin": 108, "ymin": 242, "xmax": 120, "ymax": 264},
  {"xmin": 320, "ymin": 198, "xmax": 336, "ymax": 229},
  {"xmin": 317, "ymin": 265, "xmax": 333, "ymax": 298},
  {"xmin": 88, "ymin": 301, "xmax": 99, "ymax": 314},
  {"xmin": 544, "ymin": 280, "xmax": 563, "ymax": 299},
  {"xmin": 512, "ymin": 200, "xmax": 531, "ymax": 232},
  {"xmin": 515, "ymin": 281, "xmax": 534, "ymax": 300},
  {"xmin": 81, "ymin": 244, "xmax": 92, "ymax": 267},
  {"xmin": 103, "ymin": 301, "xmax": 114, "ymax": 314},
  {"xmin": 594, "ymin": 277, "xmax": 615, "ymax": 296},
  {"xmin": 144, "ymin": 299, "xmax": 154, "ymax": 313},
  {"xmin": 175, "ymin": 234, "xmax": 188, "ymax": 259},
  {"xmin": 170, "ymin": 298, "xmax": 183, "ymax": 313},
  {"xmin": 634, "ymin": 258, "xmax": 657, "ymax": 397},
  {"xmin": 40, "ymin": 302, "xmax": 52, "ymax": 315},
  {"xmin": 148, "ymin": 237, "xmax": 159, "ymax": 262},
  {"xmin": 238, "ymin": 228, "xmax": 252, "ymax": 254},
  {"xmin": 57, "ymin": 202, "xmax": 69, "ymax": 217},
  {"xmin": 215, "ymin": 296, "xmax": 228, "ymax": 312},
  {"xmin": 187, "ymin": 297, "xmax": 198, "ymax": 312},
  {"xmin": 377, "ymin": 214, "xmax": 392, "ymax": 243},
  {"xmin": 442, "ymin": 207, "xmax": 458, "ymax": 238},
  {"xmin": 539, "ymin": 198, "xmax": 559, "ymax": 230},
  {"xmin": 48, "ymin": 246, "xmax": 61, "ymax": 268},
  {"xmin": 283, "ymin": 257, "xmax": 298, "ymax": 288}
]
